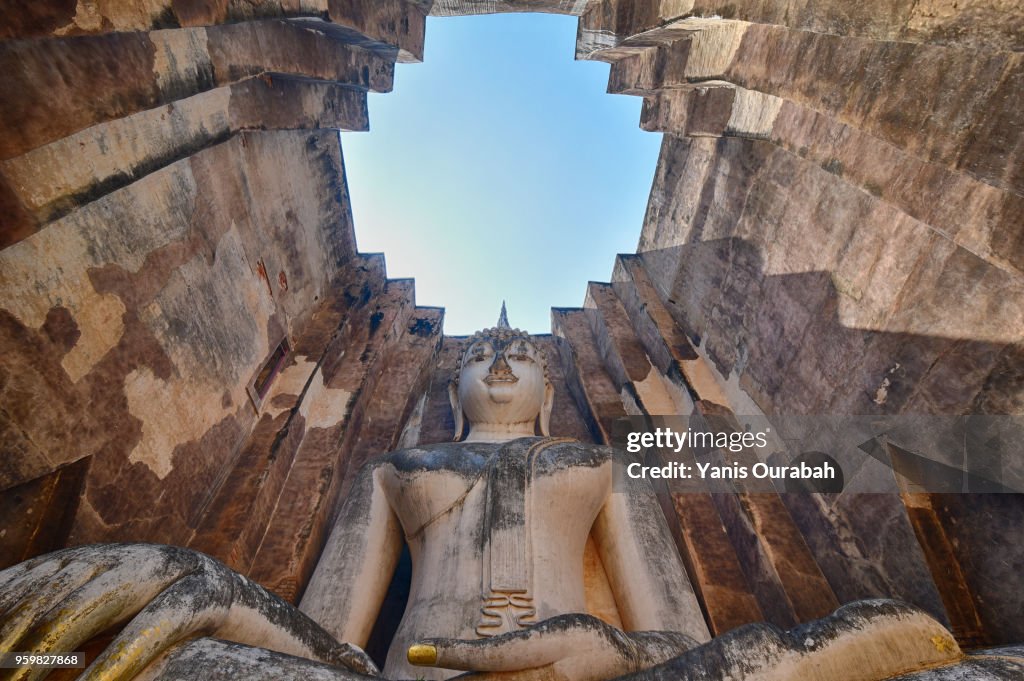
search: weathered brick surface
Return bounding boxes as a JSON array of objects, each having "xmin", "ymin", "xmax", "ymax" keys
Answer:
[{"xmin": 551, "ymin": 308, "xmax": 629, "ymax": 443}]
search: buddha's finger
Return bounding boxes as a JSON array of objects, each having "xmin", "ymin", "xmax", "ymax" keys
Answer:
[
  {"xmin": 0, "ymin": 548, "xmax": 120, "ymax": 653},
  {"xmin": 6, "ymin": 548, "xmax": 197, "ymax": 679},
  {"xmin": 0, "ymin": 546, "xmax": 98, "ymax": 614},
  {"xmin": 0, "ymin": 550, "xmax": 62, "ymax": 595},
  {"xmin": 1, "ymin": 544, "xmax": 180, "ymax": 618},
  {"xmin": 79, "ymin": 563, "xmax": 234, "ymax": 681},
  {"xmin": 453, "ymin": 651, "xmax": 633, "ymax": 681},
  {"xmin": 133, "ymin": 638, "xmax": 382, "ymax": 681},
  {"xmin": 410, "ymin": 615, "xmax": 607, "ymax": 672},
  {"xmin": 453, "ymin": 668, "xmax": 559, "ymax": 681},
  {"xmin": 333, "ymin": 642, "xmax": 380, "ymax": 677}
]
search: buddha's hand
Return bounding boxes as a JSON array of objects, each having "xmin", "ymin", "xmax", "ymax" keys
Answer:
[
  {"xmin": 0, "ymin": 543, "xmax": 379, "ymax": 681},
  {"xmin": 408, "ymin": 613, "xmax": 695, "ymax": 681}
]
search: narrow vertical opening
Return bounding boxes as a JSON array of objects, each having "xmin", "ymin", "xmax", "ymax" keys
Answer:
[{"xmin": 249, "ymin": 338, "xmax": 290, "ymax": 409}]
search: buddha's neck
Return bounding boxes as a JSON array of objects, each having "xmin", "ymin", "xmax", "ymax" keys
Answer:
[{"xmin": 464, "ymin": 421, "xmax": 537, "ymax": 443}]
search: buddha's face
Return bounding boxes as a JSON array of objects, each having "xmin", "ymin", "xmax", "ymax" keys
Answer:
[{"xmin": 458, "ymin": 336, "xmax": 547, "ymax": 426}]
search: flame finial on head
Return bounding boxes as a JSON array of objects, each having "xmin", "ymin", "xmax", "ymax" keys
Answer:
[
  {"xmin": 452, "ymin": 302, "xmax": 548, "ymax": 385},
  {"xmin": 497, "ymin": 301, "xmax": 510, "ymax": 330}
]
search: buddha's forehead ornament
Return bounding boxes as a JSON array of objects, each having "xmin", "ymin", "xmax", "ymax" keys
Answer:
[{"xmin": 453, "ymin": 302, "xmax": 549, "ymax": 384}]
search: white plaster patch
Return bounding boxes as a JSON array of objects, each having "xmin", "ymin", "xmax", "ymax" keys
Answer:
[
  {"xmin": 726, "ymin": 87, "xmax": 783, "ymax": 139},
  {"xmin": 396, "ymin": 392, "xmax": 428, "ymax": 449},
  {"xmin": 61, "ymin": 291, "xmax": 126, "ymax": 382},
  {"xmin": 299, "ymin": 368, "xmax": 353, "ymax": 430},
  {"xmin": 684, "ymin": 339, "xmax": 790, "ymax": 457},
  {"xmin": 54, "ymin": 1, "xmax": 104, "ymax": 35},
  {"xmin": 678, "ymin": 356, "xmax": 732, "ymax": 409},
  {"xmin": 124, "ymin": 366, "xmax": 228, "ymax": 479},
  {"xmin": 262, "ymin": 357, "xmax": 319, "ymax": 418},
  {"xmin": 633, "ymin": 369, "xmax": 691, "ymax": 415},
  {"xmin": 659, "ymin": 0, "xmax": 695, "ymax": 21},
  {"xmin": 872, "ymin": 364, "xmax": 900, "ymax": 406},
  {"xmin": 151, "ymin": 27, "xmax": 211, "ymax": 95},
  {"xmin": 296, "ymin": 0, "xmax": 330, "ymax": 13},
  {"xmin": 140, "ymin": 222, "xmax": 274, "ymax": 388},
  {"xmin": 1, "ymin": 87, "xmax": 231, "ymax": 212},
  {"xmin": 577, "ymin": 28, "xmax": 619, "ymax": 54},
  {"xmin": 0, "ymin": 223, "xmax": 90, "ymax": 327},
  {"xmin": 55, "ymin": 0, "xmax": 173, "ymax": 35},
  {"xmin": 873, "ymin": 377, "xmax": 891, "ymax": 405},
  {"xmin": 678, "ymin": 18, "xmax": 747, "ymax": 79}
]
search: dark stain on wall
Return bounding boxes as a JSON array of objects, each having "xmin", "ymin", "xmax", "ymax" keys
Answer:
[{"xmin": 0, "ymin": 0, "xmax": 77, "ymax": 41}]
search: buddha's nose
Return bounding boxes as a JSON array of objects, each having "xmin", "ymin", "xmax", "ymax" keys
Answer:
[{"xmin": 489, "ymin": 354, "xmax": 514, "ymax": 379}]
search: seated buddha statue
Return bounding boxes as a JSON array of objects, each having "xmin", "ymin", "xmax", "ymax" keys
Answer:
[
  {"xmin": 298, "ymin": 311, "xmax": 709, "ymax": 678},
  {"xmin": 0, "ymin": 310, "xmax": 984, "ymax": 681}
]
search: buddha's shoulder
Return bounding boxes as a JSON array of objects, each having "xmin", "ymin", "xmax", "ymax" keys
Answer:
[
  {"xmin": 530, "ymin": 438, "xmax": 622, "ymax": 472},
  {"xmin": 369, "ymin": 438, "xmax": 625, "ymax": 474},
  {"xmin": 373, "ymin": 441, "xmax": 497, "ymax": 475}
]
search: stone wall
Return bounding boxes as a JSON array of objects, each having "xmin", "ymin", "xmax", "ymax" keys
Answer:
[
  {"xmin": 1, "ymin": 0, "xmax": 1021, "ymax": 652},
  {"xmin": 579, "ymin": 1, "xmax": 1021, "ymax": 647},
  {"xmin": 0, "ymin": 2, "xmax": 430, "ymax": 598}
]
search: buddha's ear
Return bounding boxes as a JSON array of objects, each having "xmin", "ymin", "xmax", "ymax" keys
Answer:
[
  {"xmin": 449, "ymin": 381, "xmax": 465, "ymax": 441},
  {"xmin": 538, "ymin": 380, "xmax": 554, "ymax": 437}
]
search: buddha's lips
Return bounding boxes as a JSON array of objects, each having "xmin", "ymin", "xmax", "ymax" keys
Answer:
[{"xmin": 484, "ymin": 375, "xmax": 518, "ymax": 385}]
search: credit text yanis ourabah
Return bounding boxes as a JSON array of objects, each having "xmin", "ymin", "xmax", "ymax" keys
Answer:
[
  {"xmin": 625, "ymin": 459, "xmax": 836, "ymax": 481},
  {"xmin": 622, "ymin": 425, "xmax": 835, "ymax": 481}
]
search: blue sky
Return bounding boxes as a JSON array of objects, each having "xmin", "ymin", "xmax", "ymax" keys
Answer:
[{"xmin": 342, "ymin": 13, "xmax": 662, "ymax": 336}]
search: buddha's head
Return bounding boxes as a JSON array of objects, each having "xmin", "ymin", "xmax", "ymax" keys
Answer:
[{"xmin": 449, "ymin": 304, "xmax": 554, "ymax": 442}]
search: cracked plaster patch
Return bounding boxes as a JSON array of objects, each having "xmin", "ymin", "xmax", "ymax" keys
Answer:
[
  {"xmin": 633, "ymin": 369, "xmax": 692, "ymax": 415},
  {"xmin": 262, "ymin": 357, "xmax": 319, "ymax": 418},
  {"xmin": 299, "ymin": 368, "xmax": 353, "ymax": 430},
  {"xmin": 124, "ymin": 366, "xmax": 231, "ymax": 479}
]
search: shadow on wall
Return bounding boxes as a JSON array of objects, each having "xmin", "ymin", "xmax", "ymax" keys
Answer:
[
  {"xmin": 640, "ymin": 237, "xmax": 1023, "ymax": 417},
  {"xmin": 637, "ymin": 236, "xmax": 1023, "ymax": 646}
]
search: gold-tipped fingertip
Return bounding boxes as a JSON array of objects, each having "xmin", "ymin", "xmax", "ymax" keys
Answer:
[{"xmin": 407, "ymin": 643, "xmax": 438, "ymax": 666}]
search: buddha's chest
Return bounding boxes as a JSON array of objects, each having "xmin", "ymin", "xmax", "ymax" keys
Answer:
[{"xmin": 378, "ymin": 439, "xmax": 611, "ymax": 540}]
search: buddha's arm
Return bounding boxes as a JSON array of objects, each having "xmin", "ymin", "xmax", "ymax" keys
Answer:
[
  {"xmin": 299, "ymin": 461, "xmax": 403, "ymax": 648},
  {"xmin": 591, "ymin": 471, "xmax": 711, "ymax": 644}
]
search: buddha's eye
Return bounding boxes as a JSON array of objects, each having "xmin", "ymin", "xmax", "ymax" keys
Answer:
[
  {"xmin": 509, "ymin": 354, "xmax": 532, "ymax": 362},
  {"xmin": 473, "ymin": 355, "xmax": 487, "ymax": 362}
]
